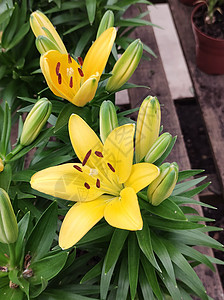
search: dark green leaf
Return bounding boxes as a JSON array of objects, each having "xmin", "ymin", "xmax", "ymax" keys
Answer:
[
  {"xmin": 81, "ymin": 259, "xmax": 103, "ymax": 283},
  {"xmin": 172, "ymin": 176, "xmax": 207, "ymax": 196},
  {"xmin": 12, "ymin": 170, "xmax": 35, "ymax": 182},
  {"xmin": 116, "ymin": 255, "xmax": 129, "ymax": 300},
  {"xmin": 128, "ymin": 233, "xmax": 139, "ymax": 300},
  {"xmin": 177, "ymin": 169, "xmax": 204, "ymax": 182},
  {"xmin": 169, "ymin": 195, "xmax": 216, "ymax": 210},
  {"xmin": 15, "ymin": 212, "xmax": 30, "ymax": 266},
  {"xmin": 100, "ymin": 258, "xmax": 116, "ymax": 300},
  {"xmin": 139, "ymin": 266, "xmax": 154, "ymax": 300},
  {"xmin": 85, "ymin": 0, "xmax": 96, "ymax": 25},
  {"xmin": 0, "ymin": 163, "xmax": 12, "ymax": 192},
  {"xmin": 0, "ymin": 284, "xmax": 24, "ymax": 300}
]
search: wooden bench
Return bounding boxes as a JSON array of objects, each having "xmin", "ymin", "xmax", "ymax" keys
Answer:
[{"xmin": 125, "ymin": 3, "xmax": 223, "ymax": 299}]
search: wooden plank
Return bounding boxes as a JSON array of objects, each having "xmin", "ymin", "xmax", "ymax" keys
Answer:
[
  {"xmin": 126, "ymin": 4, "xmax": 223, "ymax": 299},
  {"xmin": 168, "ymin": 0, "xmax": 224, "ymax": 198}
]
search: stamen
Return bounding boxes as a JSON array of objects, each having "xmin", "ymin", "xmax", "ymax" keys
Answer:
[
  {"xmin": 58, "ymin": 73, "xmax": 62, "ymax": 84},
  {"xmin": 82, "ymin": 149, "xmax": 92, "ymax": 166},
  {"xmin": 78, "ymin": 56, "xmax": 83, "ymax": 66},
  {"xmin": 95, "ymin": 151, "xmax": 103, "ymax": 157},
  {"xmin": 56, "ymin": 62, "xmax": 60, "ymax": 75},
  {"xmin": 69, "ymin": 76, "xmax": 73, "ymax": 88},
  {"xmin": 96, "ymin": 178, "xmax": 100, "ymax": 188},
  {"xmin": 68, "ymin": 54, "xmax": 72, "ymax": 64},
  {"xmin": 73, "ymin": 165, "xmax": 83, "ymax": 172},
  {"xmin": 78, "ymin": 68, "xmax": 84, "ymax": 77},
  {"xmin": 84, "ymin": 182, "xmax": 90, "ymax": 189},
  {"xmin": 107, "ymin": 163, "xmax": 115, "ymax": 172}
]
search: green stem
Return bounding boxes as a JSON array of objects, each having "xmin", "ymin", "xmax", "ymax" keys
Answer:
[
  {"xmin": 137, "ymin": 191, "xmax": 148, "ymax": 201},
  {"xmin": 8, "ymin": 243, "xmax": 16, "ymax": 269},
  {"xmin": 5, "ymin": 144, "xmax": 24, "ymax": 162}
]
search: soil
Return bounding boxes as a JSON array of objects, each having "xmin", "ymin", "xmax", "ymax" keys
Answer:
[
  {"xmin": 175, "ymin": 99, "xmax": 224, "ymax": 287},
  {"xmin": 193, "ymin": 5, "xmax": 224, "ymax": 39}
]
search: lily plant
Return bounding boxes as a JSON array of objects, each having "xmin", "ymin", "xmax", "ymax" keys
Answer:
[{"xmin": 31, "ymin": 114, "xmax": 160, "ymax": 249}]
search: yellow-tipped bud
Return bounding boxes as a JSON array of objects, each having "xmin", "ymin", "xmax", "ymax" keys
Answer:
[
  {"xmin": 20, "ymin": 98, "xmax": 52, "ymax": 146},
  {"xmin": 144, "ymin": 132, "xmax": 172, "ymax": 163},
  {"xmin": 106, "ymin": 39, "xmax": 143, "ymax": 92},
  {"xmin": 100, "ymin": 100, "xmax": 118, "ymax": 143},
  {"xmin": 96, "ymin": 10, "xmax": 114, "ymax": 39},
  {"xmin": 35, "ymin": 35, "xmax": 62, "ymax": 55},
  {"xmin": 0, "ymin": 188, "xmax": 18, "ymax": 244},
  {"xmin": 135, "ymin": 96, "xmax": 161, "ymax": 163},
  {"xmin": 0, "ymin": 159, "xmax": 4, "ymax": 172},
  {"xmin": 30, "ymin": 10, "xmax": 67, "ymax": 54},
  {"xmin": 147, "ymin": 162, "xmax": 179, "ymax": 206}
]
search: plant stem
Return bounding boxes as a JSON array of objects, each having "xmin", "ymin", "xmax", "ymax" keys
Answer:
[
  {"xmin": 5, "ymin": 144, "xmax": 24, "ymax": 162},
  {"xmin": 8, "ymin": 243, "xmax": 16, "ymax": 269}
]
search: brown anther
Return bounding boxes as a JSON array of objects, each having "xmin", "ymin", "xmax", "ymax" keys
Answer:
[
  {"xmin": 68, "ymin": 53, "xmax": 72, "ymax": 64},
  {"xmin": 9, "ymin": 281, "xmax": 19, "ymax": 289},
  {"xmin": 95, "ymin": 151, "xmax": 103, "ymax": 157},
  {"xmin": 23, "ymin": 268, "xmax": 33, "ymax": 278},
  {"xmin": 24, "ymin": 254, "xmax": 32, "ymax": 269},
  {"xmin": 0, "ymin": 266, "xmax": 8, "ymax": 272},
  {"xmin": 58, "ymin": 73, "xmax": 62, "ymax": 84},
  {"xmin": 84, "ymin": 182, "xmax": 90, "ymax": 189},
  {"xmin": 82, "ymin": 150, "xmax": 92, "ymax": 166},
  {"xmin": 69, "ymin": 76, "xmax": 73, "ymax": 88},
  {"xmin": 78, "ymin": 56, "xmax": 83, "ymax": 66},
  {"xmin": 56, "ymin": 62, "xmax": 60, "ymax": 75},
  {"xmin": 107, "ymin": 163, "xmax": 115, "ymax": 172},
  {"xmin": 78, "ymin": 68, "xmax": 84, "ymax": 77},
  {"xmin": 73, "ymin": 165, "xmax": 83, "ymax": 172},
  {"xmin": 96, "ymin": 178, "xmax": 100, "ymax": 188}
]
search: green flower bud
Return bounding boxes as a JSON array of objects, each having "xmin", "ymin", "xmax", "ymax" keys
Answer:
[
  {"xmin": 106, "ymin": 39, "xmax": 143, "ymax": 92},
  {"xmin": 100, "ymin": 100, "xmax": 118, "ymax": 143},
  {"xmin": 0, "ymin": 188, "xmax": 18, "ymax": 244},
  {"xmin": 35, "ymin": 35, "xmax": 62, "ymax": 55},
  {"xmin": 96, "ymin": 10, "xmax": 114, "ymax": 39},
  {"xmin": 0, "ymin": 159, "xmax": 4, "ymax": 173},
  {"xmin": 144, "ymin": 132, "xmax": 172, "ymax": 163},
  {"xmin": 147, "ymin": 162, "xmax": 179, "ymax": 206},
  {"xmin": 135, "ymin": 96, "xmax": 161, "ymax": 163},
  {"xmin": 20, "ymin": 98, "xmax": 52, "ymax": 146}
]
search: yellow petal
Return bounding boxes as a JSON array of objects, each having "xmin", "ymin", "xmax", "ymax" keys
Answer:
[
  {"xmin": 30, "ymin": 11, "xmax": 67, "ymax": 54},
  {"xmin": 72, "ymin": 73, "xmax": 100, "ymax": 107},
  {"xmin": 82, "ymin": 27, "xmax": 116, "ymax": 81},
  {"xmin": 69, "ymin": 114, "xmax": 104, "ymax": 169},
  {"xmin": 125, "ymin": 163, "xmax": 160, "ymax": 193},
  {"xmin": 40, "ymin": 50, "xmax": 80, "ymax": 102},
  {"xmin": 30, "ymin": 163, "xmax": 103, "ymax": 202},
  {"xmin": 104, "ymin": 187, "xmax": 142, "ymax": 230},
  {"xmin": 59, "ymin": 196, "xmax": 109, "ymax": 249},
  {"xmin": 103, "ymin": 124, "xmax": 135, "ymax": 184}
]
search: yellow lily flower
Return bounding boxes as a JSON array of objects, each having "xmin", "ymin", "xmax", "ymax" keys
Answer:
[
  {"xmin": 0, "ymin": 158, "xmax": 4, "ymax": 172},
  {"xmin": 40, "ymin": 27, "xmax": 116, "ymax": 107},
  {"xmin": 31, "ymin": 114, "xmax": 160, "ymax": 249}
]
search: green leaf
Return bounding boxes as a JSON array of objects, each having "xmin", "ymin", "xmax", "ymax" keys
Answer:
[
  {"xmin": 0, "ymin": 285, "xmax": 24, "ymax": 300},
  {"xmin": 45, "ymin": 2, "xmax": 85, "ymax": 14},
  {"xmin": 100, "ymin": 258, "xmax": 116, "ymax": 300},
  {"xmin": 12, "ymin": 170, "xmax": 36, "ymax": 182},
  {"xmin": 172, "ymin": 176, "xmax": 207, "ymax": 196},
  {"xmin": 6, "ymin": 22, "xmax": 30, "ymax": 51},
  {"xmin": 128, "ymin": 233, "xmax": 140, "ymax": 300},
  {"xmin": 0, "ymin": 163, "xmax": 12, "ymax": 192},
  {"xmin": 136, "ymin": 223, "xmax": 161, "ymax": 272},
  {"xmin": 139, "ymin": 266, "xmax": 154, "ymax": 300},
  {"xmin": 74, "ymin": 29, "xmax": 93, "ymax": 57},
  {"xmin": 0, "ymin": 102, "xmax": 11, "ymax": 156},
  {"xmin": 15, "ymin": 212, "xmax": 30, "ymax": 267},
  {"xmin": 139, "ymin": 197, "xmax": 187, "ymax": 221},
  {"xmin": 177, "ymin": 169, "xmax": 204, "ymax": 182},
  {"xmin": 29, "ymin": 276, "xmax": 48, "ymax": 298},
  {"xmin": 140, "ymin": 254, "xmax": 163, "ymax": 300},
  {"xmin": 1, "ymin": 3, "xmax": 19, "ymax": 48},
  {"xmin": 116, "ymin": 18, "xmax": 160, "ymax": 28},
  {"xmin": 63, "ymin": 20, "xmax": 89, "ymax": 35},
  {"xmin": 180, "ymin": 182, "xmax": 210, "ymax": 198},
  {"xmin": 25, "ymin": 202, "xmax": 58, "ymax": 261},
  {"xmin": 0, "ymin": 8, "xmax": 14, "ymax": 26},
  {"xmin": 151, "ymin": 232, "xmax": 176, "ymax": 283},
  {"xmin": 105, "ymin": 229, "xmax": 129, "ymax": 273},
  {"xmin": 169, "ymin": 195, "xmax": 216, "ymax": 210},
  {"xmin": 85, "ymin": 0, "xmax": 96, "ymax": 25},
  {"xmin": 116, "ymin": 255, "xmax": 129, "ymax": 300},
  {"xmin": 29, "ymin": 251, "xmax": 68, "ymax": 285},
  {"xmin": 38, "ymin": 289, "xmax": 98, "ymax": 300},
  {"xmin": 81, "ymin": 259, "xmax": 103, "ymax": 283}
]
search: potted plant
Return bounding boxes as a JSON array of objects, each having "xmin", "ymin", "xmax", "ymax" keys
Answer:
[{"xmin": 191, "ymin": 0, "xmax": 224, "ymax": 74}]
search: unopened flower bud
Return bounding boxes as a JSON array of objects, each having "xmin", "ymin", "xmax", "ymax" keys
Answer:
[
  {"xmin": 96, "ymin": 10, "xmax": 114, "ymax": 39},
  {"xmin": 100, "ymin": 100, "xmax": 118, "ymax": 143},
  {"xmin": 135, "ymin": 96, "xmax": 161, "ymax": 163},
  {"xmin": 0, "ymin": 159, "xmax": 4, "ymax": 172},
  {"xmin": 35, "ymin": 35, "xmax": 62, "ymax": 55},
  {"xmin": 20, "ymin": 98, "xmax": 52, "ymax": 146},
  {"xmin": 144, "ymin": 132, "xmax": 172, "ymax": 163},
  {"xmin": 106, "ymin": 39, "xmax": 143, "ymax": 92},
  {"xmin": 147, "ymin": 162, "xmax": 179, "ymax": 206},
  {"xmin": 30, "ymin": 10, "xmax": 67, "ymax": 54},
  {"xmin": 0, "ymin": 188, "xmax": 18, "ymax": 244}
]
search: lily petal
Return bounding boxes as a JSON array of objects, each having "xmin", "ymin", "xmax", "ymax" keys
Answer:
[
  {"xmin": 82, "ymin": 27, "xmax": 116, "ymax": 82},
  {"xmin": 72, "ymin": 73, "xmax": 100, "ymax": 107},
  {"xmin": 104, "ymin": 187, "xmax": 143, "ymax": 230},
  {"xmin": 59, "ymin": 196, "xmax": 109, "ymax": 249},
  {"xmin": 125, "ymin": 163, "xmax": 160, "ymax": 193},
  {"xmin": 40, "ymin": 50, "xmax": 80, "ymax": 102},
  {"xmin": 69, "ymin": 114, "xmax": 104, "ymax": 168},
  {"xmin": 30, "ymin": 163, "xmax": 103, "ymax": 202},
  {"xmin": 103, "ymin": 124, "xmax": 135, "ymax": 184}
]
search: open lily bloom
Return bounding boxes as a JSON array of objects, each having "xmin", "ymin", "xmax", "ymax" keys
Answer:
[
  {"xmin": 31, "ymin": 114, "xmax": 160, "ymax": 249},
  {"xmin": 40, "ymin": 27, "xmax": 116, "ymax": 107}
]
